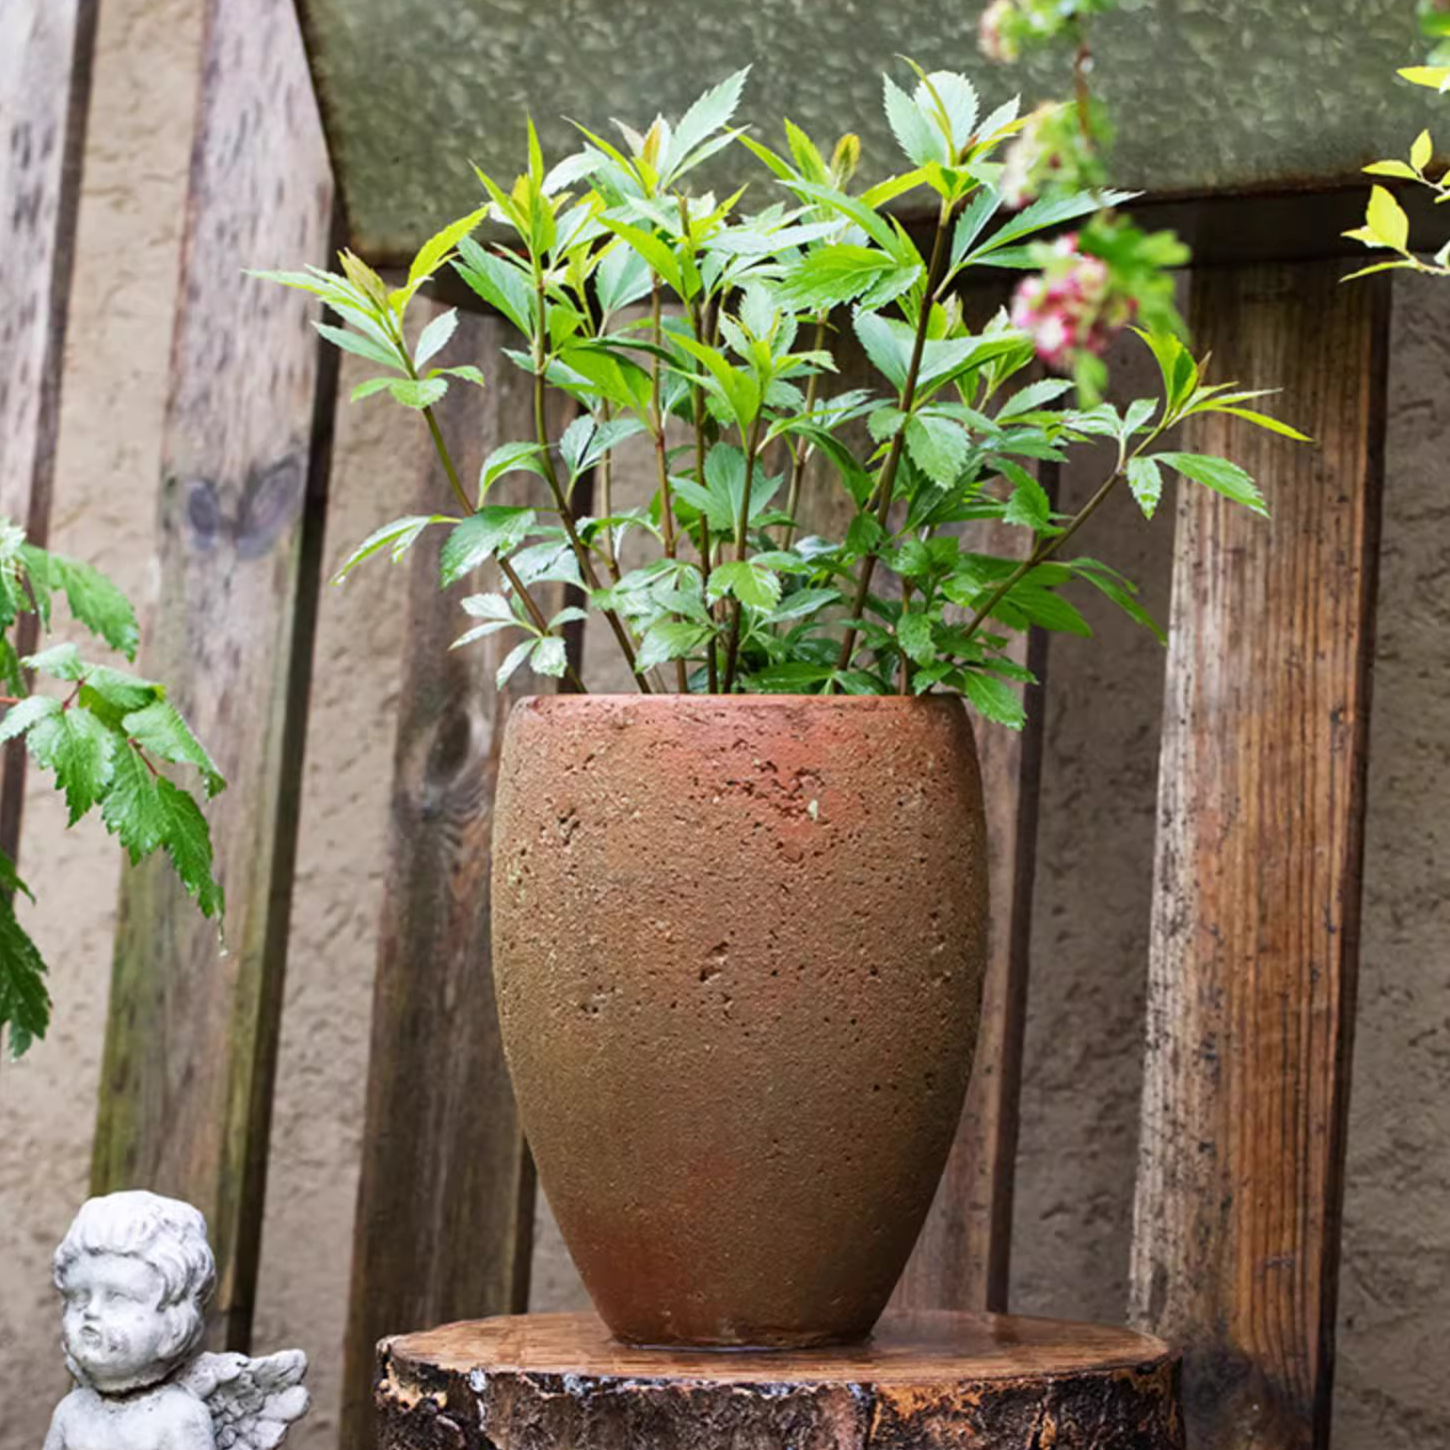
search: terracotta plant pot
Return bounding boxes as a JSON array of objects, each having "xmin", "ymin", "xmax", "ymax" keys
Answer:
[{"xmin": 491, "ymin": 694, "xmax": 989, "ymax": 1348}]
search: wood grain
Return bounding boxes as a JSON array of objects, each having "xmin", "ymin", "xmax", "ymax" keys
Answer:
[
  {"xmin": 89, "ymin": 0, "xmax": 334, "ymax": 1353},
  {"xmin": 0, "ymin": 0, "xmax": 100, "ymax": 863},
  {"xmin": 377, "ymin": 1310, "xmax": 1183, "ymax": 1449},
  {"xmin": 1129, "ymin": 262, "xmax": 1388, "ymax": 1449},
  {"xmin": 340, "ymin": 312, "xmax": 568, "ymax": 1450}
]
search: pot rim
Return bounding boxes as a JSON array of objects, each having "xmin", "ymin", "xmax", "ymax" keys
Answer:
[{"xmin": 514, "ymin": 692, "xmax": 966, "ymax": 708}]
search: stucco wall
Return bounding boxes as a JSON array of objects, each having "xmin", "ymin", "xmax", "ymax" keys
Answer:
[{"xmin": 1, "ymin": 3, "xmax": 1448, "ymax": 1446}]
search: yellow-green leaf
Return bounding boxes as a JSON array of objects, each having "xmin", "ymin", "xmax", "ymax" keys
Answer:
[
  {"xmin": 1400, "ymin": 66, "xmax": 1450, "ymax": 92},
  {"xmin": 1365, "ymin": 186, "xmax": 1410, "ymax": 252},
  {"xmin": 1412, "ymin": 130, "xmax": 1434, "ymax": 173}
]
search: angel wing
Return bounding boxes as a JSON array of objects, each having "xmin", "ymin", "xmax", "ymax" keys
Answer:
[{"xmin": 177, "ymin": 1350, "xmax": 310, "ymax": 1450}]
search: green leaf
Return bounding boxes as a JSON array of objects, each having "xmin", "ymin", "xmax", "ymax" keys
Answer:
[
  {"xmin": 1153, "ymin": 451, "xmax": 1268, "ymax": 517},
  {"xmin": 966, "ymin": 188, "xmax": 1137, "ymax": 263},
  {"xmin": 778, "ymin": 246, "xmax": 916, "ymax": 310},
  {"xmin": 1067, "ymin": 557, "xmax": 1165, "ymax": 644},
  {"xmin": 496, "ymin": 638, "xmax": 537, "ymax": 690},
  {"xmin": 24, "ymin": 643, "xmax": 85, "ymax": 681},
  {"xmin": 25, "ymin": 552, "xmax": 141, "ymax": 659},
  {"xmin": 559, "ymin": 416, "xmax": 647, "ymax": 477},
  {"xmin": 709, "ymin": 559, "xmax": 782, "ymax": 610},
  {"xmin": 439, "ymin": 506, "xmax": 536, "ymax": 586},
  {"xmin": 785, "ymin": 180, "xmax": 909, "ymax": 260},
  {"xmin": 635, "ymin": 620, "xmax": 712, "ymax": 673},
  {"xmin": 409, "ymin": 205, "xmax": 489, "ymax": 288},
  {"xmin": 479, "ymin": 442, "xmax": 547, "ymax": 499},
  {"xmin": 950, "ymin": 187, "xmax": 1004, "ymax": 271},
  {"xmin": 599, "ymin": 219, "xmax": 689, "ymax": 299},
  {"xmin": 79, "ymin": 665, "xmax": 159, "ymax": 714},
  {"xmin": 26, "ymin": 707, "xmax": 115, "ymax": 824},
  {"xmin": 122, "ymin": 699, "xmax": 225, "ymax": 797},
  {"xmin": 883, "ymin": 74, "xmax": 944, "ymax": 166},
  {"xmin": 454, "ymin": 238, "xmax": 534, "ymax": 335},
  {"xmin": 1002, "ymin": 471, "xmax": 1052, "ymax": 530},
  {"xmin": 333, "ymin": 515, "xmax": 452, "ymax": 582},
  {"xmin": 315, "ymin": 322, "xmax": 402, "ymax": 372},
  {"xmin": 897, "ymin": 611, "xmax": 936, "ymax": 666},
  {"xmin": 101, "ymin": 744, "xmax": 167, "ymax": 863},
  {"xmin": 386, "ymin": 377, "xmax": 448, "ymax": 411},
  {"xmin": 1366, "ymin": 186, "xmax": 1410, "ymax": 251},
  {"xmin": 154, "ymin": 776, "xmax": 224, "ymax": 917},
  {"xmin": 905, "ymin": 413, "xmax": 970, "ymax": 485},
  {"xmin": 665, "ymin": 67, "xmax": 750, "ymax": 179},
  {"xmin": 0, "ymin": 695, "xmax": 60, "ymax": 744},
  {"xmin": 1364, "ymin": 159, "xmax": 1421, "ymax": 180},
  {"xmin": 414, "ymin": 308, "xmax": 459, "ymax": 368},
  {"xmin": 1216, "ymin": 408, "xmax": 1312, "ymax": 442},
  {"xmin": 996, "ymin": 378, "xmax": 1074, "ymax": 420},
  {"xmin": 854, "ymin": 310, "xmax": 909, "ymax": 392},
  {"xmin": 962, "ymin": 671, "xmax": 1025, "ymax": 729},
  {"xmin": 0, "ymin": 887, "xmax": 49, "ymax": 1058},
  {"xmin": 1400, "ymin": 65, "xmax": 1450, "ymax": 90},
  {"xmin": 531, "ymin": 636, "xmax": 569, "ymax": 678},
  {"xmin": 1127, "ymin": 456, "xmax": 1164, "ymax": 520}
]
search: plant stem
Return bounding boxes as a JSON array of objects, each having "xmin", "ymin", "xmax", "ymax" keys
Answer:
[
  {"xmin": 721, "ymin": 409, "xmax": 767, "ymax": 693},
  {"xmin": 531, "ymin": 268, "xmax": 650, "ymax": 690},
  {"xmin": 835, "ymin": 199, "xmax": 956, "ymax": 672},
  {"xmin": 781, "ymin": 316, "xmax": 828, "ymax": 549},
  {"xmin": 897, "ymin": 580, "xmax": 913, "ymax": 695},
  {"xmin": 960, "ymin": 456, "xmax": 1126, "ymax": 646},
  {"xmin": 650, "ymin": 279, "xmax": 687, "ymax": 692},
  {"xmin": 422, "ymin": 405, "xmax": 587, "ymax": 693},
  {"xmin": 683, "ymin": 267, "xmax": 719, "ymax": 693},
  {"xmin": 598, "ymin": 402, "xmax": 622, "ymax": 584}
]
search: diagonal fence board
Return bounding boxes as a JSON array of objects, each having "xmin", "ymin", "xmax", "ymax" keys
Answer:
[
  {"xmin": 340, "ymin": 310, "xmax": 574, "ymax": 1450},
  {"xmin": 1129, "ymin": 262, "xmax": 1388, "ymax": 1449},
  {"xmin": 0, "ymin": 0, "xmax": 100, "ymax": 867},
  {"xmin": 90, "ymin": 0, "xmax": 335, "ymax": 1352}
]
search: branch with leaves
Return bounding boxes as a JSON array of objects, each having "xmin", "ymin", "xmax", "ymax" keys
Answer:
[
  {"xmin": 0, "ymin": 526, "xmax": 224, "ymax": 1057},
  {"xmin": 1346, "ymin": 5, "xmax": 1450, "ymax": 280},
  {"xmin": 257, "ymin": 59, "xmax": 1299, "ymax": 723}
]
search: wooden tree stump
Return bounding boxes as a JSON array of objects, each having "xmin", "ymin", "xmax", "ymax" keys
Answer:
[{"xmin": 376, "ymin": 1310, "xmax": 1183, "ymax": 1449}]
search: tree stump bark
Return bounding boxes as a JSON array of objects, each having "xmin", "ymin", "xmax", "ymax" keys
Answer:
[{"xmin": 375, "ymin": 1310, "xmax": 1183, "ymax": 1449}]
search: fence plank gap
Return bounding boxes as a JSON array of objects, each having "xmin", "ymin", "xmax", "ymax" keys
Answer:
[
  {"xmin": 1129, "ymin": 261, "xmax": 1388, "ymax": 1450},
  {"xmin": 90, "ymin": 0, "xmax": 335, "ymax": 1353},
  {"xmin": 0, "ymin": 0, "xmax": 101, "ymax": 868},
  {"xmin": 340, "ymin": 311, "xmax": 577, "ymax": 1450}
]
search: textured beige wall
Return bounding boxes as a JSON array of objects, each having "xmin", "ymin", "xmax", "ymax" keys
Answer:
[{"xmin": 2, "ymin": 3, "xmax": 1449, "ymax": 1446}]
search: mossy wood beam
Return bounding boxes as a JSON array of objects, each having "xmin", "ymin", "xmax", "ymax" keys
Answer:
[
  {"xmin": 1130, "ymin": 262, "xmax": 1389, "ymax": 1448},
  {"xmin": 90, "ymin": 0, "xmax": 339, "ymax": 1353}
]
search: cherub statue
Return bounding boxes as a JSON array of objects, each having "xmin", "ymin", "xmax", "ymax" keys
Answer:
[{"xmin": 43, "ymin": 1191, "xmax": 309, "ymax": 1450}]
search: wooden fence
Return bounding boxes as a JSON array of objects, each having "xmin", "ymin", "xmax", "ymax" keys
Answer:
[{"xmin": 6, "ymin": 2, "xmax": 1392, "ymax": 1447}]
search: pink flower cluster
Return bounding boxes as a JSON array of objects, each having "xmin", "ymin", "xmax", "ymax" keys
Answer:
[
  {"xmin": 1010, "ymin": 234, "xmax": 1134, "ymax": 371},
  {"xmin": 979, "ymin": 0, "xmax": 1020, "ymax": 63}
]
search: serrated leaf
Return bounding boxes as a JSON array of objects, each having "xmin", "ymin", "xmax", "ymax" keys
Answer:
[
  {"xmin": 28, "ymin": 553, "xmax": 141, "ymax": 659},
  {"xmin": 0, "ymin": 888, "xmax": 49, "ymax": 1058},
  {"xmin": 778, "ymin": 246, "xmax": 907, "ymax": 310},
  {"xmin": 387, "ymin": 377, "xmax": 448, "ymax": 411},
  {"xmin": 905, "ymin": 413, "xmax": 970, "ymax": 485},
  {"xmin": 962, "ymin": 670, "xmax": 1025, "ymax": 729},
  {"xmin": 496, "ymin": 638, "xmax": 537, "ymax": 690},
  {"xmin": 897, "ymin": 611, "xmax": 936, "ymax": 666},
  {"xmin": 461, "ymin": 592, "xmax": 516, "ymax": 623},
  {"xmin": 1127, "ymin": 456, "xmax": 1164, "ymax": 519},
  {"xmin": 708, "ymin": 560, "xmax": 782, "ymax": 610},
  {"xmin": 26, "ymin": 707, "xmax": 115, "ymax": 824},
  {"xmin": 1002, "ymin": 471, "xmax": 1052, "ymax": 530},
  {"xmin": 350, "ymin": 377, "xmax": 396, "ymax": 403},
  {"xmin": 531, "ymin": 636, "xmax": 569, "ymax": 678},
  {"xmin": 455, "ymin": 238, "xmax": 535, "ymax": 335},
  {"xmin": 635, "ymin": 620, "xmax": 712, "ymax": 673},
  {"xmin": 883, "ymin": 74, "xmax": 944, "ymax": 166},
  {"xmin": 24, "ymin": 643, "xmax": 84, "ymax": 681},
  {"xmin": 409, "ymin": 205, "xmax": 489, "ymax": 288},
  {"xmin": 665, "ymin": 67, "xmax": 750, "ymax": 180},
  {"xmin": 414, "ymin": 308, "xmax": 459, "ymax": 368},
  {"xmin": 966, "ymin": 187, "xmax": 1137, "ymax": 263},
  {"xmin": 1154, "ymin": 451, "xmax": 1268, "ymax": 517},
  {"xmin": 154, "ymin": 776, "xmax": 223, "ymax": 917},
  {"xmin": 122, "ymin": 699, "xmax": 225, "ymax": 797},
  {"xmin": 914, "ymin": 69, "xmax": 978, "ymax": 157},
  {"xmin": 996, "ymin": 378, "xmax": 1074, "ymax": 420},
  {"xmin": 333, "ymin": 515, "xmax": 451, "ymax": 582},
  {"xmin": 439, "ymin": 507, "xmax": 536, "ymax": 586},
  {"xmin": 854, "ymin": 310, "xmax": 909, "ymax": 392},
  {"xmin": 101, "ymin": 744, "xmax": 166, "ymax": 863},
  {"xmin": 0, "ymin": 695, "xmax": 60, "ymax": 744}
]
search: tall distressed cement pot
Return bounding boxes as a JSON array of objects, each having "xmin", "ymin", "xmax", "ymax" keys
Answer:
[{"xmin": 491, "ymin": 693, "xmax": 989, "ymax": 1348}]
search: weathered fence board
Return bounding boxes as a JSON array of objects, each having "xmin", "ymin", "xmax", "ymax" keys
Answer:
[
  {"xmin": 1129, "ymin": 261, "xmax": 1388, "ymax": 1449},
  {"xmin": 0, "ymin": 0, "xmax": 100, "ymax": 863},
  {"xmin": 90, "ymin": 0, "xmax": 335, "ymax": 1353},
  {"xmin": 340, "ymin": 311, "xmax": 573, "ymax": 1450}
]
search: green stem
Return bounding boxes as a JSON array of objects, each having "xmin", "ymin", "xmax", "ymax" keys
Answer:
[
  {"xmin": 781, "ymin": 316, "xmax": 828, "ymax": 549},
  {"xmin": 421, "ymin": 405, "xmax": 587, "ymax": 694},
  {"xmin": 650, "ymin": 279, "xmax": 687, "ymax": 692},
  {"xmin": 836, "ymin": 199, "xmax": 956, "ymax": 673},
  {"xmin": 721, "ymin": 409, "xmax": 767, "ymax": 693},
  {"xmin": 531, "ymin": 268, "xmax": 650, "ymax": 691}
]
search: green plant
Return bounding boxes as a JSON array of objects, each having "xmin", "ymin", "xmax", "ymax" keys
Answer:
[
  {"xmin": 258, "ymin": 60, "xmax": 1299, "ymax": 719},
  {"xmin": 0, "ymin": 529, "xmax": 224, "ymax": 1057},
  {"xmin": 1346, "ymin": 1, "xmax": 1450, "ymax": 278}
]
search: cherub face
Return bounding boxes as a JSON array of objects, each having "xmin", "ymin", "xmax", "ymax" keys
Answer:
[{"xmin": 60, "ymin": 1252, "xmax": 173, "ymax": 1392}]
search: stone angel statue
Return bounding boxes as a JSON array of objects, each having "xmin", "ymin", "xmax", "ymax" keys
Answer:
[{"xmin": 43, "ymin": 1191, "xmax": 310, "ymax": 1450}]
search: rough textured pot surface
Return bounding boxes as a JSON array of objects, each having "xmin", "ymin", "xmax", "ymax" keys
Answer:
[{"xmin": 491, "ymin": 695, "xmax": 989, "ymax": 1349}]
